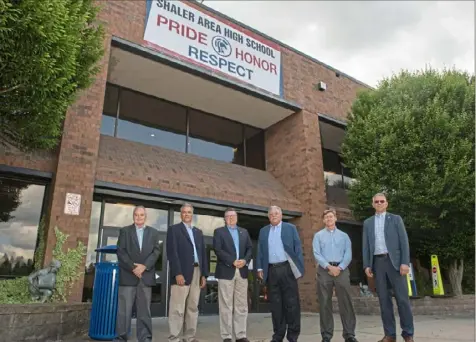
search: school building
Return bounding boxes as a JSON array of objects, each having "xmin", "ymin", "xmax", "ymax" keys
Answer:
[{"xmin": 0, "ymin": 0, "xmax": 370, "ymax": 316}]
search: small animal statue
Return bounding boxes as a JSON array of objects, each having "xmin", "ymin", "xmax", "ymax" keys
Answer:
[
  {"xmin": 28, "ymin": 259, "xmax": 61, "ymax": 303},
  {"xmin": 359, "ymin": 282, "xmax": 374, "ymax": 298}
]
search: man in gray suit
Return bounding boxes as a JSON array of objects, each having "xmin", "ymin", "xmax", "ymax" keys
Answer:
[
  {"xmin": 114, "ymin": 206, "xmax": 161, "ymax": 342},
  {"xmin": 362, "ymin": 193, "xmax": 414, "ymax": 342}
]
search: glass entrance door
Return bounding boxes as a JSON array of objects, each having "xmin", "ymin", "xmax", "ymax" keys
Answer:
[
  {"xmin": 249, "ymin": 241, "xmax": 271, "ymax": 313},
  {"xmin": 199, "ymin": 236, "xmax": 219, "ymax": 315},
  {"xmin": 99, "ymin": 226, "xmax": 168, "ymax": 317}
]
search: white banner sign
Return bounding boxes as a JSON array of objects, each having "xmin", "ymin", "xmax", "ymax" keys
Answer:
[{"xmin": 144, "ymin": 0, "xmax": 282, "ymax": 96}]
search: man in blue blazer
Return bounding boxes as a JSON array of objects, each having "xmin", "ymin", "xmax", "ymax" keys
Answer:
[
  {"xmin": 166, "ymin": 203, "xmax": 208, "ymax": 342},
  {"xmin": 213, "ymin": 208, "xmax": 253, "ymax": 342},
  {"xmin": 257, "ymin": 205, "xmax": 304, "ymax": 342},
  {"xmin": 363, "ymin": 193, "xmax": 414, "ymax": 342}
]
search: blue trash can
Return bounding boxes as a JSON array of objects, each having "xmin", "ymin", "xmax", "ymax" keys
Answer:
[{"xmin": 89, "ymin": 245, "xmax": 120, "ymax": 341}]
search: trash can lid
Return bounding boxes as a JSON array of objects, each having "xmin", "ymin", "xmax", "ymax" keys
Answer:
[{"xmin": 95, "ymin": 245, "xmax": 118, "ymax": 254}]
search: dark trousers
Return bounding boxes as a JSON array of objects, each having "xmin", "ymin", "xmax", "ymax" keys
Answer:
[
  {"xmin": 374, "ymin": 255, "xmax": 414, "ymax": 338},
  {"xmin": 317, "ymin": 267, "xmax": 356, "ymax": 339},
  {"xmin": 114, "ymin": 280, "xmax": 153, "ymax": 342},
  {"xmin": 268, "ymin": 262, "xmax": 301, "ymax": 342}
]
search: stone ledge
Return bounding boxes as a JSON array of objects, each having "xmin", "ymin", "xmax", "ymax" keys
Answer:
[
  {"xmin": 333, "ymin": 295, "xmax": 475, "ymax": 316},
  {"xmin": 0, "ymin": 303, "xmax": 91, "ymax": 342}
]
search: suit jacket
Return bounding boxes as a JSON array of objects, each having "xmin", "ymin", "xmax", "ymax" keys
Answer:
[
  {"xmin": 213, "ymin": 226, "xmax": 253, "ymax": 280},
  {"xmin": 116, "ymin": 224, "xmax": 161, "ymax": 287},
  {"xmin": 166, "ymin": 222, "xmax": 209, "ymax": 285},
  {"xmin": 362, "ymin": 212, "xmax": 410, "ymax": 271},
  {"xmin": 256, "ymin": 222, "xmax": 305, "ymax": 283}
]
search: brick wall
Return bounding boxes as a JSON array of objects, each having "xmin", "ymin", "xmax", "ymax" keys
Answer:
[
  {"xmin": 41, "ymin": 34, "xmax": 112, "ymax": 301},
  {"xmin": 96, "ymin": 135, "xmax": 301, "ymax": 211},
  {"xmin": 333, "ymin": 295, "xmax": 475, "ymax": 316},
  {"xmin": 0, "ymin": 145, "xmax": 57, "ymax": 174},
  {"xmin": 40, "ymin": 0, "xmax": 147, "ymax": 302},
  {"xmin": 1, "ymin": 0, "xmax": 367, "ymax": 304}
]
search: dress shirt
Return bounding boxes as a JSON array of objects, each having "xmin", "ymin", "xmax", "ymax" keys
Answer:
[
  {"xmin": 135, "ymin": 225, "xmax": 144, "ymax": 251},
  {"xmin": 268, "ymin": 222, "xmax": 287, "ymax": 264},
  {"xmin": 312, "ymin": 227, "xmax": 352, "ymax": 270},
  {"xmin": 374, "ymin": 212, "xmax": 388, "ymax": 255},
  {"xmin": 184, "ymin": 223, "xmax": 199, "ymax": 263},
  {"xmin": 227, "ymin": 225, "xmax": 240, "ymax": 260}
]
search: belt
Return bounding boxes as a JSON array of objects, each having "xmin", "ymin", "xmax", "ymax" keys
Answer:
[
  {"xmin": 374, "ymin": 253, "xmax": 388, "ymax": 258},
  {"xmin": 193, "ymin": 262, "xmax": 199, "ymax": 267},
  {"xmin": 328, "ymin": 262, "xmax": 340, "ymax": 267},
  {"xmin": 269, "ymin": 261, "xmax": 288, "ymax": 268}
]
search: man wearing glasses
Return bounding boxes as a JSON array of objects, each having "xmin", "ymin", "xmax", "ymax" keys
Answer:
[
  {"xmin": 363, "ymin": 193, "xmax": 415, "ymax": 342},
  {"xmin": 213, "ymin": 208, "xmax": 253, "ymax": 342}
]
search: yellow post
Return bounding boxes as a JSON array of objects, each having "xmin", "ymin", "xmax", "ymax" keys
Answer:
[
  {"xmin": 406, "ymin": 272, "xmax": 413, "ymax": 296},
  {"xmin": 431, "ymin": 255, "xmax": 445, "ymax": 295}
]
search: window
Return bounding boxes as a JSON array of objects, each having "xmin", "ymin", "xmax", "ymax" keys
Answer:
[
  {"xmin": 245, "ymin": 127, "xmax": 265, "ymax": 170},
  {"xmin": 117, "ymin": 89, "xmax": 187, "ymax": 153},
  {"xmin": 319, "ymin": 117, "xmax": 355, "ymax": 208},
  {"xmin": 173, "ymin": 211, "xmax": 223, "ymax": 237},
  {"xmin": 0, "ymin": 177, "xmax": 47, "ymax": 279},
  {"xmin": 188, "ymin": 109, "xmax": 244, "ymax": 164},
  {"xmin": 338, "ymin": 223, "xmax": 364, "ymax": 285},
  {"xmin": 102, "ymin": 202, "xmax": 169, "ymax": 231},
  {"xmin": 83, "ymin": 200, "xmax": 101, "ymax": 302},
  {"xmin": 100, "ymin": 84, "xmax": 265, "ymax": 170},
  {"xmin": 101, "ymin": 85, "xmax": 118, "ymax": 136}
]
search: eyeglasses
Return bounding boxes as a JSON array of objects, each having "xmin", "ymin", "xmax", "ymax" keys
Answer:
[{"xmin": 374, "ymin": 200, "xmax": 386, "ymax": 204}]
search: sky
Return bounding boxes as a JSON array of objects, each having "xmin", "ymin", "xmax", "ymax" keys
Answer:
[{"xmin": 203, "ymin": 1, "xmax": 474, "ymax": 87}]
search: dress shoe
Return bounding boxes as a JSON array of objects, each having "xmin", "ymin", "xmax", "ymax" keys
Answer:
[
  {"xmin": 403, "ymin": 337, "xmax": 414, "ymax": 342},
  {"xmin": 236, "ymin": 339, "xmax": 250, "ymax": 342},
  {"xmin": 223, "ymin": 339, "xmax": 232, "ymax": 342},
  {"xmin": 345, "ymin": 337, "xmax": 359, "ymax": 342},
  {"xmin": 378, "ymin": 337, "xmax": 396, "ymax": 342}
]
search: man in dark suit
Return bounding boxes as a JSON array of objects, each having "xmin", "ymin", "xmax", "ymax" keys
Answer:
[
  {"xmin": 213, "ymin": 208, "xmax": 253, "ymax": 342},
  {"xmin": 114, "ymin": 206, "xmax": 161, "ymax": 342},
  {"xmin": 363, "ymin": 193, "xmax": 414, "ymax": 342},
  {"xmin": 166, "ymin": 203, "xmax": 208, "ymax": 342},
  {"xmin": 257, "ymin": 205, "xmax": 304, "ymax": 342}
]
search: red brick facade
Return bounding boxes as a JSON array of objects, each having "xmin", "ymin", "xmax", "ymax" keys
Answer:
[{"xmin": 0, "ymin": 1, "xmax": 367, "ymax": 308}]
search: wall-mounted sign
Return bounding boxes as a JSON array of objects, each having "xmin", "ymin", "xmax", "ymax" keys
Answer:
[
  {"xmin": 64, "ymin": 193, "xmax": 81, "ymax": 216},
  {"xmin": 144, "ymin": 0, "xmax": 282, "ymax": 96}
]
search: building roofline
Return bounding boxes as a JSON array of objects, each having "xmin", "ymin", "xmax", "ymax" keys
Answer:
[
  {"xmin": 194, "ymin": 1, "xmax": 374, "ymax": 90},
  {"xmin": 318, "ymin": 113, "xmax": 348, "ymax": 127}
]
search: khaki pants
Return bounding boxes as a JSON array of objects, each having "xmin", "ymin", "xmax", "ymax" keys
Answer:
[
  {"xmin": 218, "ymin": 268, "xmax": 249, "ymax": 340},
  {"xmin": 168, "ymin": 267, "xmax": 201, "ymax": 342}
]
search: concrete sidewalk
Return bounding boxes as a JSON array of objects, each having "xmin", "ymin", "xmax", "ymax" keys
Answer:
[{"xmin": 81, "ymin": 313, "xmax": 474, "ymax": 342}]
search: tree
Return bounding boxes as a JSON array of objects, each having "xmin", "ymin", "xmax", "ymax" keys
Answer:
[
  {"xmin": 0, "ymin": 0, "xmax": 104, "ymax": 150},
  {"xmin": 341, "ymin": 68, "xmax": 475, "ymax": 296}
]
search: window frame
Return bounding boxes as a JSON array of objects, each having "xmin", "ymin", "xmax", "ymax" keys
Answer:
[
  {"xmin": 0, "ymin": 174, "xmax": 51, "ymax": 278},
  {"xmin": 101, "ymin": 83, "xmax": 266, "ymax": 170}
]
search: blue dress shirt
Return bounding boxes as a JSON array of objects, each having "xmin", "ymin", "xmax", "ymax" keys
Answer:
[
  {"xmin": 312, "ymin": 227, "xmax": 352, "ymax": 270},
  {"xmin": 374, "ymin": 212, "xmax": 388, "ymax": 255},
  {"xmin": 184, "ymin": 223, "xmax": 199, "ymax": 263},
  {"xmin": 135, "ymin": 225, "xmax": 144, "ymax": 251},
  {"xmin": 227, "ymin": 226, "xmax": 240, "ymax": 259},
  {"xmin": 268, "ymin": 222, "xmax": 287, "ymax": 264}
]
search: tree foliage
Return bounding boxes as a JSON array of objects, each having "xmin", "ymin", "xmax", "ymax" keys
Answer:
[
  {"xmin": 0, "ymin": 0, "xmax": 104, "ymax": 150},
  {"xmin": 341, "ymin": 68, "xmax": 475, "ymax": 270}
]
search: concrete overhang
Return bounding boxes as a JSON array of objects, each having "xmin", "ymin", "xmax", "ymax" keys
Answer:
[{"xmin": 108, "ymin": 37, "xmax": 301, "ymax": 129}]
